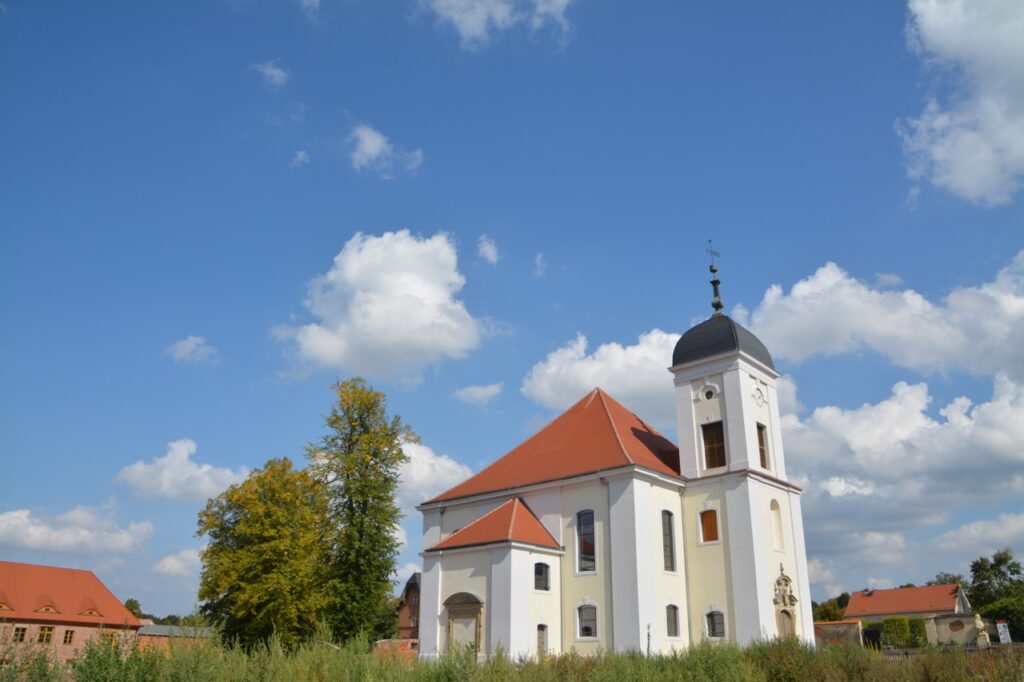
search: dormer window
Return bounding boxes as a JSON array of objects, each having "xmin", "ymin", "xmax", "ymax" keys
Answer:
[
  {"xmin": 36, "ymin": 605, "xmax": 59, "ymax": 614},
  {"xmin": 81, "ymin": 608, "xmax": 101, "ymax": 617},
  {"xmin": 702, "ymin": 422, "xmax": 726, "ymax": 469}
]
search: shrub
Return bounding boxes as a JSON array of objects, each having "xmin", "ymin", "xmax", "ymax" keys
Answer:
[
  {"xmin": 907, "ymin": 618, "xmax": 927, "ymax": 648},
  {"xmin": 879, "ymin": 617, "xmax": 911, "ymax": 648},
  {"xmin": 978, "ymin": 595, "xmax": 1024, "ymax": 641}
]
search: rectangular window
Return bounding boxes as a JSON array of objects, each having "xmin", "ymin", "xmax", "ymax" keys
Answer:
[
  {"xmin": 63, "ymin": 630, "xmax": 74, "ymax": 645},
  {"xmin": 577, "ymin": 510, "xmax": 595, "ymax": 572},
  {"xmin": 702, "ymin": 422, "xmax": 726, "ymax": 469},
  {"xmin": 666, "ymin": 605, "xmax": 679, "ymax": 637},
  {"xmin": 578, "ymin": 605, "xmax": 597, "ymax": 638},
  {"xmin": 534, "ymin": 562, "xmax": 550, "ymax": 591},
  {"xmin": 700, "ymin": 509, "xmax": 719, "ymax": 543},
  {"xmin": 100, "ymin": 632, "xmax": 116, "ymax": 645},
  {"xmin": 13, "ymin": 627, "xmax": 27, "ymax": 643},
  {"xmin": 410, "ymin": 616, "xmax": 418, "ymax": 628},
  {"xmin": 37, "ymin": 627, "xmax": 54, "ymax": 644},
  {"xmin": 757, "ymin": 423, "xmax": 769, "ymax": 469},
  {"xmin": 661, "ymin": 511, "xmax": 675, "ymax": 572},
  {"xmin": 410, "ymin": 595, "xmax": 419, "ymax": 606}
]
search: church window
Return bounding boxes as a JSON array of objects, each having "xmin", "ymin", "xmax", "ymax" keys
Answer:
[
  {"xmin": 702, "ymin": 422, "xmax": 726, "ymax": 469},
  {"xmin": 37, "ymin": 627, "xmax": 54, "ymax": 644},
  {"xmin": 771, "ymin": 500, "xmax": 784, "ymax": 550},
  {"xmin": 534, "ymin": 562, "xmax": 550, "ymax": 591},
  {"xmin": 661, "ymin": 511, "xmax": 675, "ymax": 571},
  {"xmin": 577, "ymin": 510, "xmax": 595, "ymax": 572},
  {"xmin": 666, "ymin": 605, "xmax": 679, "ymax": 637},
  {"xmin": 757, "ymin": 423, "xmax": 769, "ymax": 469},
  {"xmin": 63, "ymin": 630, "xmax": 74, "ymax": 645},
  {"xmin": 578, "ymin": 605, "xmax": 597, "ymax": 638},
  {"xmin": 700, "ymin": 509, "xmax": 719, "ymax": 543},
  {"xmin": 706, "ymin": 611, "xmax": 725, "ymax": 638}
]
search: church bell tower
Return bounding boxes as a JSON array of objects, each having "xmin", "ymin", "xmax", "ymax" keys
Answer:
[{"xmin": 669, "ymin": 254, "xmax": 814, "ymax": 645}]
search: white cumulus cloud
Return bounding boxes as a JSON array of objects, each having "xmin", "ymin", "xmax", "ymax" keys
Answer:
[
  {"xmin": 478, "ymin": 235, "xmax": 499, "ymax": 264},
  {"xmin": 898, "ymin": 0, "xmax": 1024, "ymax": 206},
  {"xmin": 0, "ymin": 504, "xmax": 152, "ymax": 553},
  {"xmin": 738, "ymin": 251, "xmax": 1024, "ymax": 379},
  {"xmin": 397, "ymin": 441, "xmax": 473, "ymax": 513},
  {"xmin": 350, "ymin": 125, "xmax": 423, "ymax": 179},
  {"xmin": 521, "ymin": 330, "xmax": 678, "ymax": 429},
  {"xmin": 454, "ymin": 382, "xmax": 503, "ymax": 405},
  {"xmin": 251, "ymin": 59, "xmax": 289, "ymax": 89},
  {"xmin": 290, "ymin": 149, "xmax": 310, "ymax": 167},
  {"xmin": 424, "ymin": 0, "xmax": 572, "ymax": 49},
  {"xmin": 153, "ymin": 548, "xmax": 202, "ymax": 577},
  {"xmin": 116, "ymin": 439, "xmax": 248, "ymax": 501},
  {"xmin": 275, "ymin": 230, "xmax": 483, "ymax": 380},
  {"xmin": 166, "ymin": 336, "xmax": 219, "ymax": 364},
  {"xmin": 931, "ymin": 513, "xmax": 1024, "ymax": 554}
]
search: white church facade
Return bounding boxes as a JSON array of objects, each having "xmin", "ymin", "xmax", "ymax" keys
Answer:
[{"xmin": 417, "ymin": 266, "xmax": 814, "ymax": 658}]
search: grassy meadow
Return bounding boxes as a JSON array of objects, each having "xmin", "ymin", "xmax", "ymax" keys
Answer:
[{"xmin": 2, "ymin": 635, "xmax": 1022, "ymax": 682}]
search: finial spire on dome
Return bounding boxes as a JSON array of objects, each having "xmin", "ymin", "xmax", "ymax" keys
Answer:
[{"xmin": 707, "ymin": 240, "xmax": 724, "ymax": 316}]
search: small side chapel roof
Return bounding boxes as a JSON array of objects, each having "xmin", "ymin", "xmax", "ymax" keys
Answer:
[
  {"xmin": 426, "ymin": 498, "xmax": 560, "ymax": 552},
  {"xmin": 843, "ymin": 583, "xmax": 961, "ymax": 618},
  {"xmin": 427, "ymin": 388, "xmax": 680, "ymax": 503}
]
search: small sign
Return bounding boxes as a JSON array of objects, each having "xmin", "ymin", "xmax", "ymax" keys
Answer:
[
  {"xmin": 996, "ymin": 620, "xmax": 1012, "ymax": 644},
  {"xmin": 948, "ymin": 620, "xmax": 964, "ymax": 632}
]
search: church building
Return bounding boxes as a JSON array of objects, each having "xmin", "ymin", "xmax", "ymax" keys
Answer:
[{"xmin": 417, "ymin": 266, "xmax": 814, "ymax": 658}]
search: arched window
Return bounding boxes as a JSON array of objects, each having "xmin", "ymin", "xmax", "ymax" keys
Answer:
[
  {"xmin": 534, "ymin": 562, "xmax": 550, "ymax": 591},
  {"xmin": 770, "ymin": 500, "xmax": 784, "ymax": 550},
  {"xmin": 661, "ymin": 510, "xmax": 675, "ymax": 571},
  {"xmin": 578, "ymin": 605, "xmax": 597, "ymax": 638},
  {"xmin": 706, "ymin": 610, "xmax": 725, "ymax": 638},
  {"xmin": 666, "ymin": 604, "xmax": 680, "ymax": 638},
  {"xmin": 700, "ymin": 509, "xmax": 719, "ymax": 543},
  {"xmin": 577, "ymin": 510, "xmax": 595, "ymax": 572}
]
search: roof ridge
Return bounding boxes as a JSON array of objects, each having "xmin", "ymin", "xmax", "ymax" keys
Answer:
[
  {"xmin": 427, "ymin": 390, "xmax": 599, "ymax": 503},
  {"xmin": 445, "ymin": 497, "xmax": 515, "ymax": 542},
  {"xmin": 597, "ymin": 389, "xmax": 634, "ymax": 465},
  {"xmin": 507, "ymin": 499, "xmax": 519, "ymax": 541}
]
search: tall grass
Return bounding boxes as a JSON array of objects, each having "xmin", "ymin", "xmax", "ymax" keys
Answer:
[{"xmin": 2, "ymin": 636, "xmax": 1022, "ymax": 681}]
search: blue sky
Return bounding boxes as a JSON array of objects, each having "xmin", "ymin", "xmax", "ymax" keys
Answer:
[{"xmin": 2, "ymin": 0, "xmax": 1022, "ymax": 615}]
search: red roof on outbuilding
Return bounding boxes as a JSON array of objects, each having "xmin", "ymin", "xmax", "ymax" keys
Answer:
[
  {"xmin": 426, "ymin": 498, "xmax": 560, "ymax": 551},
  {"xmin": 843, "ymin": 584, "xmax": 961, "ymax": 618},
  {"xmin": 0, "ymin": 561, "xmax": 141, "ymax": 628},
  {"xmin": 429, "ymin": 388, "xmax": 680, "ymax": 503}
]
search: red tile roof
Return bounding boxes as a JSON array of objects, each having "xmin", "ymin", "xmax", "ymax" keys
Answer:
[
  {"xmin": 0, "ymin": 561, "xmax": 141, "ymax": 628},
  {"xmin": 429, "ymin": 388, "xmax": 680, "ymax": 503},
  {"xmin": 426, "ymin": 498, "xmax": 560, "ymax": 551},
  {"xmin": 843, "ymin": 584, "xmax": 961, "ymax": 618}
]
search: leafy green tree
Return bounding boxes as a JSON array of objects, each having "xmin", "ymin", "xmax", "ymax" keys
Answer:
[
  {"xmin": 307, "ymin": 378, "xmax": 412, "ymax": 641},
  {"xmin": 927, "ymin": 572, "xmax": 968, "ymax": 587},
  {"xmin": 969, "ymin": 548, "xmax": 1024, "ymax": 608},
  {"xmin": 197, "ymin": 457, "xmax": 332, "ymax": 648},
  {"xmin": 813, "ymin": 600, "xmax": 845, "ymax": 622},
  {"xmin": 978, "ymin": 596, "xmax": 1024, "ymax": 641},
  {"xmin": 123, "ymin": 598, "xmax": 142, "ymax": 617}
]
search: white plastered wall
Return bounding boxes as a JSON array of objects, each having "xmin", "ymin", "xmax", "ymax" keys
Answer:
[
  {"xmin": 681, "ymin": 481, "xmax": 731, "ymax": 644},
  {"xmin": 649, "ymin": 482, "xmax": 690, "ymax": 652},
  {"xmin": 529, "ymin": 549, "xmax": 563, "ymax": 657},
  {"xmin": 437, "ymin": 549, "xmax": 491, "ymax": 654},
  {"xmin": 559, "ymin": 480, "xmax": 612, "ymax": 654}
]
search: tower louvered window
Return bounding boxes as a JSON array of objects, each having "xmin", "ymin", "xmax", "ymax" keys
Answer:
[{"xmin": 702, "ymin": 422, "xmax": 726, "ymax": 469}]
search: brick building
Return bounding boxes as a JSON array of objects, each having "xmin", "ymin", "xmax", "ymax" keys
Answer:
[
  {"xmin": 396, "ymin": 572, "xmax": 420, "ymax": 640},
  {"xmin": 0, "ymin": 561, "xmax": 141, "ymax": 663}
]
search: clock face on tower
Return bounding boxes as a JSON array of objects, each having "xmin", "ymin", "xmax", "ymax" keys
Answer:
[{"xmin": 753, "ymin": 388, "xmax": 766, "ymax": 407}]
